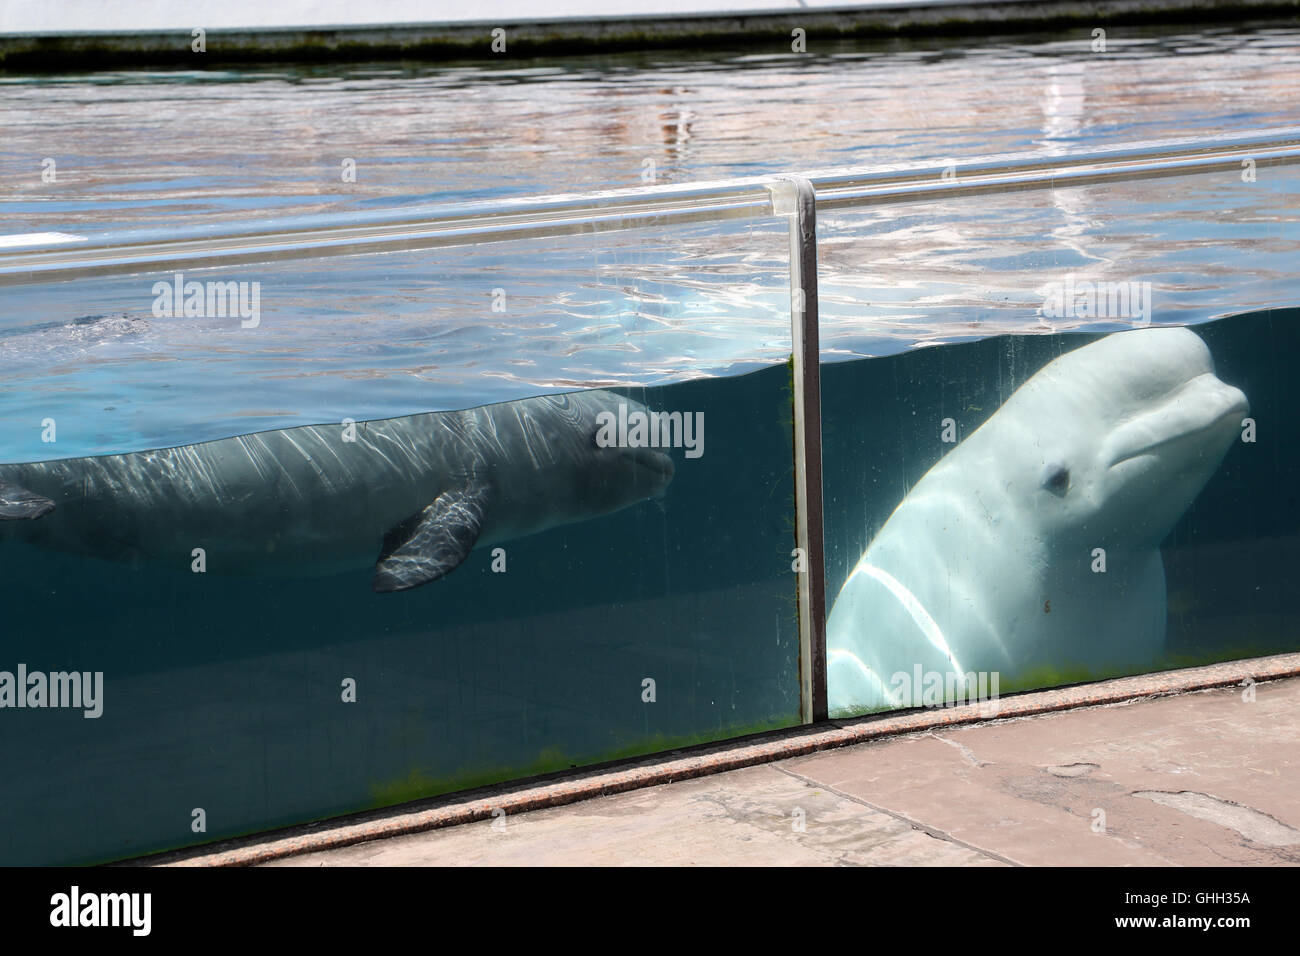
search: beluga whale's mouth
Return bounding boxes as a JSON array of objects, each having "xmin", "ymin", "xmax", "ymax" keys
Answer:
[
  {"xmin": 631, "ymin": 446, "xmax": 675, "ymax": 493},
  {"xmin": 1103, "ymin": 371, "xmax": 1249, "ymax": 471}
]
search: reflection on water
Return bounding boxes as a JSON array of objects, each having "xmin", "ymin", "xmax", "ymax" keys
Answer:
[{"xmin": 4, "ymin": 23, "xmax": 1299, "ymax": 230}]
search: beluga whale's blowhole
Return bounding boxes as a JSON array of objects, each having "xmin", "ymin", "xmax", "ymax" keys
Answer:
[{"xmin": 826, "ymin": 326, "xmax": 1249, "ymax": 718}]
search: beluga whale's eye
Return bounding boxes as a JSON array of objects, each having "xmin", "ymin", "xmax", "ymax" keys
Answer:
[{"xmin": 1042, "ymin": 463, "xmax": 1070, "ymax": 497}]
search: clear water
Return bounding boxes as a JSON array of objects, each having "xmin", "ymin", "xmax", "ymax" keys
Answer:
[{"xmin": 5, "ymin": 24, "xmax": 1299, "ymax": 231}]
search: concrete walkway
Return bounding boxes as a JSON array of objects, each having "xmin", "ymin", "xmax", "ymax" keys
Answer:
[{"xmin": 268, "ymin": 676, "xmax": 1300, "ymax": 866}]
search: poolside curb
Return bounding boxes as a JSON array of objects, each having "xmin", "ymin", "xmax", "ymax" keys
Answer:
[
  {"xmin": 5, "ymin": 1, "xmax": 1300, "ymax": 68},
  {"xmin": 124, "ymin": 651, "xmax": 1300, "ymax": 867}
]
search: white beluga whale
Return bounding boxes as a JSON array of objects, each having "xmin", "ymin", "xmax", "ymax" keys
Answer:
[
  {"xmin": 827, "ymin": 327, "xmax": 1248, "ymax": 716},
  {"xmin": 0, "ymin": 390, "xmax": 674, "ymax": 592}
]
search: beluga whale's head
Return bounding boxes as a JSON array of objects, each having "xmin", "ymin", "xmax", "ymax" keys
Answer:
[
  {"xmin": 978, "ymin": 326, "xmax": 1248, "ymax": 549},
  {"xmin": 569, "ymin": 389, "xmax": 676, "ymax": 512},
  {"xmin": 477, "ymin": 389, "xmax": 675, "ymax": 543}
]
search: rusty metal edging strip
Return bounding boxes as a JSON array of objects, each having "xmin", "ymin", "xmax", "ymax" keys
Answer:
[{"xmin": 129, "ymin": 652, "xmax": 1300, "ymax": 867}]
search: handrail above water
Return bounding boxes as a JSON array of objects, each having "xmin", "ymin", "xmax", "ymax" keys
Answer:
[{"xmin": 1, "ymin": 126, "xmax": 1298, "ymax": 286}]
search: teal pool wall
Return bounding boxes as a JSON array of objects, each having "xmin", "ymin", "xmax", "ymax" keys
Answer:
[{"xmin": 0, "ymin": 364, "xmax": 802, "ymax": 865}]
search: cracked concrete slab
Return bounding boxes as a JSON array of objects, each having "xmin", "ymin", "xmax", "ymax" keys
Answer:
[
  {"xmin": 783, "ymin": 678, "xmax": 1300, "ymax": 866},
  {"xmin": 1133, "ymin": 791, "xmax": 1300, "ymax": 847},
  {"xmin": 265, "ymin": 676, "xmax": 1300, "ymax": 867}
]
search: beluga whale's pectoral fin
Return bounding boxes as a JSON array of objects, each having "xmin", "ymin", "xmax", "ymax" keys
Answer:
[
  {"xmin": 0, "ymin": 480, "xmax": 55, "ymax": 520},
  {"xmin": 372, "ymin": 481, "xmax": 491, "ymax": 593}
]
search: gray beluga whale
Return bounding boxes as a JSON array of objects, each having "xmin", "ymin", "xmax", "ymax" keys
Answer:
[
  {"xmin": 827, "ymin": 327, "xmax": 1248, "ymax": 717},
  {"xmin": 0, "ymin": 390, "xmax": 674, "ymax": 592}
]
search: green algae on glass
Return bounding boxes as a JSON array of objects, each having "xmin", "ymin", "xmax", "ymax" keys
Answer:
[
  {"xmin": 832, "ymin": 641, "xmax": 1298, "ymax": 721},
  {"xmin": 368, "ymin": 713, "xmax": 801, "ymax": 810}
]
